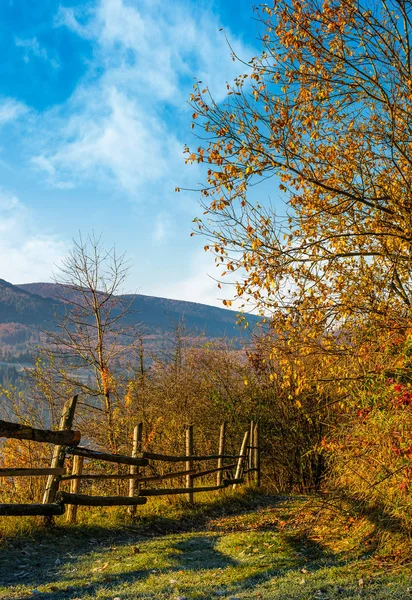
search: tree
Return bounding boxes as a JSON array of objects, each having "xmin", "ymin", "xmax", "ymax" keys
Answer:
[
  {"xmin": 35, "ymin": 234, "xmax": 139, "ymax": 451},
  {"xmin": 186, "ymin": 0, "xmax": 412, "ymax": 378}
]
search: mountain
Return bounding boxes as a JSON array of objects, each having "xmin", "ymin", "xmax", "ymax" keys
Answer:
[
  {"xmin": 0, "ymin": 279, "xmax": 62, "ymax": 326},
  {"xmin": 0, "ymin": 280, "xmax": 260, "ymax": 360},
  {"xmin": 17, "ymin": 281, "xmax": 260, "ymax": 338}
]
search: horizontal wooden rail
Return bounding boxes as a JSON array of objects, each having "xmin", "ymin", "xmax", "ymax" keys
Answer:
[
  {"xmin": 0, "ymin": 420, "xmax": 80, "ymax": 446},
  {"xmin": 0, "ymin": 502, "xmax": 65, "ymax": 516},
  {"xmin": 140, "ymin": 478, "xmax": 244, "ymax": 497},
  {"xmin": 59, "ymin": 492, "xmax": 147, "ymax": 506},
  {"xmin": 140, "ymin": 484, "xmax": 226, "ymax": 496},
  {"xmin": 0, "ymin": 468, "xmax": 66, "ymax": 477},
  {"xmin": 142, "ymin": 451, "xmax": 244, "ymax": 463},
  {"xmin": 139, "ymin": 469, "xmax": 197, "ymax": 482},
  {"xmin": 66, "ymin": 446, "xmax": 148, "ymax": 467},
  {"xmin": 61, "ymin": 468, "xmax": 197, "ymax": 482},
  {"xmin": 191, "ymin": 463, "xmax": 236, "ymax": 479}
]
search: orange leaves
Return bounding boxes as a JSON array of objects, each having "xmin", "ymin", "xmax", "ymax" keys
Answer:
[{"xmin": 186, "ymin": 0, "xmax": 412, "ymax": 387}]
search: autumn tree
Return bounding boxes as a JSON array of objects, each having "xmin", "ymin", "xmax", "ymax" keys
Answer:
[{"xmin": 187, "ymin": 0, "xmax": 412, "ymax": 388}]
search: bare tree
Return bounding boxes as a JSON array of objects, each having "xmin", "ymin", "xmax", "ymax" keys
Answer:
[{"xmin": 34, "ymin": 234, "xmax": 140, "ymax": 451}]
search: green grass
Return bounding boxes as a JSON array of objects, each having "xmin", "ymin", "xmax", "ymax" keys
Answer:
[{"xmin": 0, "ymin": 492, "xmax": 410, "ymax": 599}]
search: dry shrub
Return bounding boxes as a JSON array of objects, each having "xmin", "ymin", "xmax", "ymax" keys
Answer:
[
  {"xmin": 328, "ymin": 373, "xmax": 412, "ymax": 536},
  {"xmin": 0, "ymin": 438, "xmax": 53, "ymax": 503},
  {"xmin": 0, "ymin": 332, "xmax": 338, "ymax": 503}
]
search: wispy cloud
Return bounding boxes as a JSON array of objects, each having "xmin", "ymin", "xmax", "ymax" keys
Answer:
[
  {"xmin": 146, "ymin": 249, "xmax": 244, "ymax": 308},
  {"xmin": 153, "ymin": 212, "xmax": 173, "ymax": 243},
  {"xmin": 0, "ymin": 189, "xmax": 68, "ymax": 283},
  {"xmin": 31, "ymin": 0, "xmax": 254, "ymax": 197},
  {"xmin": 15, "ymin": 36, "xmax": 60, "ymax": 68},
  {"xmin": 0, "ymin": 97, "xmax": 27, "ymax": 126},
  {"xmin": 32, "ymin": 87, "xmax": 180, "ymax": 193}
]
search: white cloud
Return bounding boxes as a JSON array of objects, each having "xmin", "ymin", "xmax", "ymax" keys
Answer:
[
  {"xmin": 15, "ymin": 36, "xmax": 60, "ymax": 68},
  {"xmin": 147, "ymin": 249, "xmax": 240, "ymax": 308},
  {"xmin": 153, "ymin": 212, "xmax": 173, "ymax": 243},
  {"xmin": 31, "ymin": 0, "xmax": 255, "ymax": 196},
  {"xmin": 0, "ymin": 98, "xmax": 27, "ymax": 126},
  {"xmin": 32, "ymin": 87, "xmax": 181, "ymax": 194},
  {"xmin": 54, "ymin": 5, "xmax": 91, "ymax": 37},
  {"xmin": 0, "ymin": 189, "xmax": 68, "ymax": 283}
]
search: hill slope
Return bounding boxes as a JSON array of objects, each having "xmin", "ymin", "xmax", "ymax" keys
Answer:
[
  {"xmin": 0, "ymin": 280, "xmax": 260, "ymax": 358},
  {"xmin": 0, "ymin": 279, "xmax": 62, "ymax": 326}
]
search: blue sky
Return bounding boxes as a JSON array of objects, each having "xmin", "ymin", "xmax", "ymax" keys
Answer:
[{"xmin": 0, "ymin": 0, "xmax": 263, "ymax": 306}]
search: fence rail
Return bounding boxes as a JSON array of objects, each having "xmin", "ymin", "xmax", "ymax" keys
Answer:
[
  {"xmin": 0, "ymin": 468, "xmax": 66, "ymax": 477},
  {"xmin": 0, "ymin": 503, "xmax": 65, "ymax": 517},
  {"xmin": 0, "ymin": 419, "xmax": 80, "ymax": 446},
  {"xmin": 0, "ymin": 396, "xmax": 261, "ymax": 523},
  {"xmin": 66, "ymin": 446, "xmax": 149, "ymax": 467}
]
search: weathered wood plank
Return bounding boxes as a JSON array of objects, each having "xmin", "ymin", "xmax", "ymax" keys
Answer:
[
  {"xmin": 186, "ymin": 425, "xmax": 194, "ymax": 503},
  {"xmin": 140, "ymin": 484, "xmax": 226, "ymax": 496},
  {"xmin": 248, "ymin": 420, "xmax": 254, "ymax": 485},
  {"xmin": 61, "ymin": 468, "xmax": 197, "ymax": 482},
  {"xmin": 66, "ymin": 446, "xmax": 149, "ymax": 467},
  {"xmin": 0, "ymin": 468, "xmax": 66, "ymax": 477},
  {"xmin": 217, "ymin": 422, "xmax": 226, "ymax": 486},
  {"xmin": 0, "ymin": 503, "xmax": 65, "ymax": 516},
  {"xmin": 233, "ymin": 431, "xmax": 249, "ymax": 489},
  {"xmin": 59, "ymin": 492, "xmax": 147, "ymax": 506},
  {"xmin": 254, "ymin": 422, "xmax": 261, "ymax": 487},
  {"xmin": 142, "ymin": 451, "xmax": 243, "ymax": 463},
  {"xmin": 43, "ymin": 395, "xmax": 79, "ymax": 509},
  {"xmin": 0, "ymin": 420, "xmax": 80, "ymax": 446},
  {"xmin": 192, "ymin": 463, "xmax": 236, "ymax": 479},
  {"xmin": 140, "ymin": 479, "xmax": 241, "ymax": 497},
  {"xmin": 128, "ymin": 422, "xmax": 143, "ymax": 516},
  {"xmin": 66, "ymin": 455, "xmax": 83, "ymax": 523},
  {"xmin": 223, "ymin": 478, "xmax": 244, "ymax": 485}
]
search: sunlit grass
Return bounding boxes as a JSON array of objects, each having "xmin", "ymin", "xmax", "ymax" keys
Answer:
[{"xmin": 0, "ymin": 492, "xmax": 410, "ymax": 599}]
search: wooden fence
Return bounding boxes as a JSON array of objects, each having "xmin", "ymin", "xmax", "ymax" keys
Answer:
[{"xmin": 0, "ymin": 396, "xmax": 261, "ymax": 523}]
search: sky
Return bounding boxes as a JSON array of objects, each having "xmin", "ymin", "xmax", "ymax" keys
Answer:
[{"xmin": 0, "ymin": 0, "xmax": 265, "ymax": 307}]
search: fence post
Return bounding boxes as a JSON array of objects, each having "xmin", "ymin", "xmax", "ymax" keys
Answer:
[
  {"xmin": 233, "ymin": 430, "xmax": 249, "ymax": 489},
  {"xmin": 254, "ymin": 422, "xmax": 261, "ymax": 487},
  {"xmin": 43, "ymin": 395, "xmax": 79, "ymax": 517},
  {"xmin": 128, "ymin": 422, "xmax": 143, "ymax": 516},
  {"xmin": 186, "ymin": 425, "xmax": 194, "ymax": 503},
  {"xmin": 248, "ymin": 420, "xmax": 254, "ymax": 484},
  {"xmin": 216, "ymin": 422, "xmax": 226, "ymax": 486},
  {"xmin": 66, "ymin": 455, "xmax": 83, "ymax": 523}
]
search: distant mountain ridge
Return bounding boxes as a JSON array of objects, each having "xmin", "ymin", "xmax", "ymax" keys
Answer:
[
  {"xmin": 0, "ymin": 279, "xmax": 260, "ymax": 344},
  {"xmin": 0, "ymin": 279, "xmax": 62, "ymax": 326}
]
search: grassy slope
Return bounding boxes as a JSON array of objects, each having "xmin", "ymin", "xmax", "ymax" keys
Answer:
[{"xmin": 0, "ymin": 492, "xmax": 410, "ymax": 600}]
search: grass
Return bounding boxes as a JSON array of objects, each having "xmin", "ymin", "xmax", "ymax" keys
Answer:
[{"xmin": 0, "ymin": 491, "xmax": 411, "ymax": 599}]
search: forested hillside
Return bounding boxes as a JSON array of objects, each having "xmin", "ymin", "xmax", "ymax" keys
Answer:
[{"xmin": 0, "ymin": 278, "xmax": 260, "ymax": 369}]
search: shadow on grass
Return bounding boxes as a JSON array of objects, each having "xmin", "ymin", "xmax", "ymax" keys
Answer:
[
  {"xmin": 170, "ymin": 535, "xmax": 238, "ymax": 570},
  {"xmin": 0, "ymin": 492, "xmax": 383, "ymax": 600},
  {"xmin": 3, "ymin": 531, "xmax": 343, "ymax": 600},
  {"xmin": 337, "ymin": 490, "xmax": 407, "ymax": 535},
  {"xmin": 0, "ymin": 492, "xmax": 275, "ymax": 590},
  {"xmin": 131, "ymin": 489, "xmax": 283, "ymax": 535}
]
